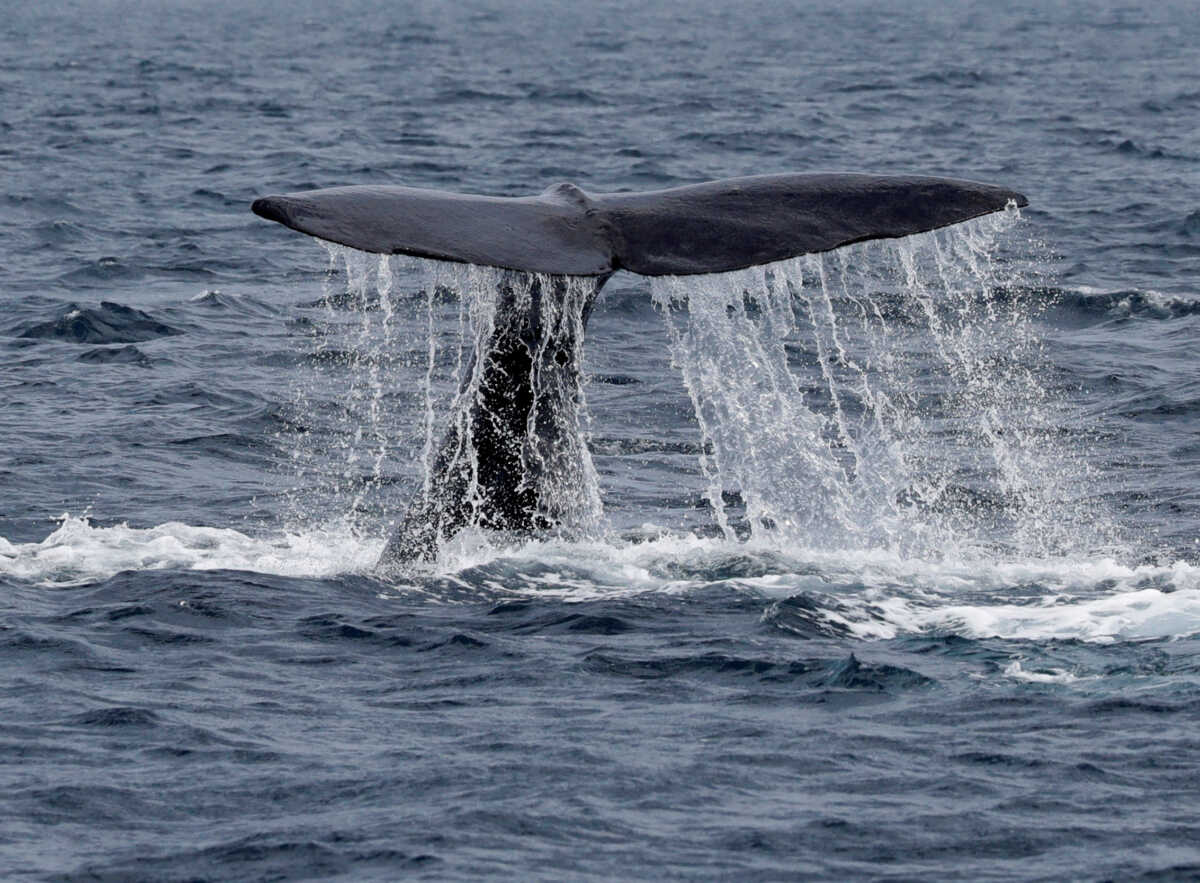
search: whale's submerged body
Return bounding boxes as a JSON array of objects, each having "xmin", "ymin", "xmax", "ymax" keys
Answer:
[{"xmin": 251, "ymin": 173, "xmax": 1028, "ymax": 565}]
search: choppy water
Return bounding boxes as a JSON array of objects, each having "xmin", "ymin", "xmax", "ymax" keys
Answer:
[{"xmin": 3, "ymin": 0, "xmax": 1200, "ymax": 879}]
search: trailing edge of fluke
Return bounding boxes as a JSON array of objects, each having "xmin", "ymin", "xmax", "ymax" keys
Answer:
[{"xmin": 250, "ymin": 173, "xmax": 1028, "ymax": 276}]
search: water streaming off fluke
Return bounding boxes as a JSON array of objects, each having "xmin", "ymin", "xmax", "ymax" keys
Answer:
[
  {"xmin": 651, "ymin": 207, "xmax": 1114, "ymax": 559},
  {"xmin": 282, "ymin": 249, "xmax": 604, "ymax": 555},
  {"xmin": 283, "ymin": 206, "xmax": 1115, "ymax": 564}
]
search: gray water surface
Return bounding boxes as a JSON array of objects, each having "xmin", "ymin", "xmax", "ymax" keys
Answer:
[{"xmin": 2, "ymin": 1, "xmax": 1200, "ymax": 879}]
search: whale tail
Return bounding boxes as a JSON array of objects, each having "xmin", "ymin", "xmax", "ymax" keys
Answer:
[
  {"xmin": 251, "ymin": 172, "xmax": 1028, "ymax": 565},
  {"xmin": 251, "ymin": 173, "xmax": 1027, "ymax": 277}
]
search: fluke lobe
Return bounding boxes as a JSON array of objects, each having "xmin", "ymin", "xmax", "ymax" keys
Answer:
[{"xmin": 251, "ymin": 173, "xmax": 1028, "ymax": 566}]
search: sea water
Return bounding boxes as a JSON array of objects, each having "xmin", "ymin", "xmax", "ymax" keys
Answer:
[{"xmin": 2, "ymin": 0, "xmax": 1199, "ymax": 878}]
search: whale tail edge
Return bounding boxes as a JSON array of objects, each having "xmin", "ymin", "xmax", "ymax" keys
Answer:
[{"xmin": 251, "ymin": 173, "xmax": 1028, "ymax": 277}]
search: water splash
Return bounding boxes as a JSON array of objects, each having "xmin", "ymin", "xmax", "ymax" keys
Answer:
[
  {"xmin": 277, "ymin": 245, "xmax": 426, "ymax": 537},
  {"xmin": 281, "ymin": 210, "xmax": 1115, "ymax": 566},
  {"xmin": 0, "ymin": 515, "xmax": 383, "ymax": 586},
  {"xmin": 651, "ymin": 208, "xmax": 1117, "ymax": 560},
  {"xmin": 279, "ymin": 251, "xmax": 603, "ymax": 552}
]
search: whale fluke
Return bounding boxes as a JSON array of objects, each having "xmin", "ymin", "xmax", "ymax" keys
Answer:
[
  {"xmin": 252, "ymin": 182, "xmax": 614, "ymax": 276},
  {"xmin": 597, "ymin": 174, "xmax": 1027, "ymax": 275},
  {"xmin": 252, "ymin": 173, "xmax": 1026, "ymax": 277},
  {"xmin": 251, "ymin": 172, "xmax": 1029, "ymax": 565}
]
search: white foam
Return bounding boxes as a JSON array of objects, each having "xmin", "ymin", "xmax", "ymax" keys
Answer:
[
  {"xmin": 4, "ymin": 517, "xmax": 1199, "ymax": 644},
  {"xmin": 441, "ymin": 535, "xmax": 1200, "ymax": 643},
  {"xmin": 1001, "ymin": 661, "xmax": 1083, "ymax": 684},
  {"xmin": 0, "ymin": 515, "xmax": 382, "ymax": 587},
  {"xmin": 911, "ymin": 584, "xmax": 1200, "ymax": 643}
]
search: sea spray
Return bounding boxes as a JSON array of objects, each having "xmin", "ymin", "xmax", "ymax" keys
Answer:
[
  {"xmin": 277, "ymin": 245, "xmax": 427, "ymax": 537},
  {"xmin": 651, "ymin": 208, "xmax": 1115, "ymax": 560},
  {"xmin": 282, "ymin": 209, "xmax": 1113, "ymax": 563},
  {"xmin": 280, "ymin": 254, "xmax": 603, "ymax": 549}
]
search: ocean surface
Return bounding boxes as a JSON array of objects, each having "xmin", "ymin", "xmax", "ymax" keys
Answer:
[{"xmin": 3, "ymin": 0, "xmax": 1200, "ymax": 879}]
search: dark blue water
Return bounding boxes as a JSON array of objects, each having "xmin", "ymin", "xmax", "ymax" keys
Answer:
[{"xmin": 4, "ymin": 1, "xmax": 1200, "ymax": 879}]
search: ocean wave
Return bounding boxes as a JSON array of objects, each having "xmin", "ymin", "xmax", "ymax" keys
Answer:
[
  {"xmin": 16, "ymin": 301, "xmax": 182, "ymax": 344},
  {"xmin": 1050, "ymin": 286, "xmax": 1200, "ymax": 320},
  {"xmin": 55, "ymin": 257, "xmax": 145, "ymax": 284},
  {"xmin": 76, "ymin": 344, "xmax": 153, "ymax": 366}
]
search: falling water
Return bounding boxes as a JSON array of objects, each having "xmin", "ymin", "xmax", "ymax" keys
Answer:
[
  {"xmin": 280, "ymin": 251, "xmax": 603, "ymax": 549},
  {"xmin": 278, "ymin": 245, "xmax": 420, "ymax": 536},
  {"xmin": 651, "ymin": 207, "xmax": 1116, "ymax": 560},
  {"xmin": 284, "ymin": 208, "xmax": 1114, "ymax": 562}
]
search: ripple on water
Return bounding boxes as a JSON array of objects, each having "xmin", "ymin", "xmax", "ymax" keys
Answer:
[{"xmin": 18, "ymin": 302, "xmax": 181, "ymax": 345}]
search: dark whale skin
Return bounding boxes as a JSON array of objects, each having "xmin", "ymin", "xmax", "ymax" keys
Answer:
[{"xmin": 252, "ymin": 173, "xmax": 1028, "ymax": 277}]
